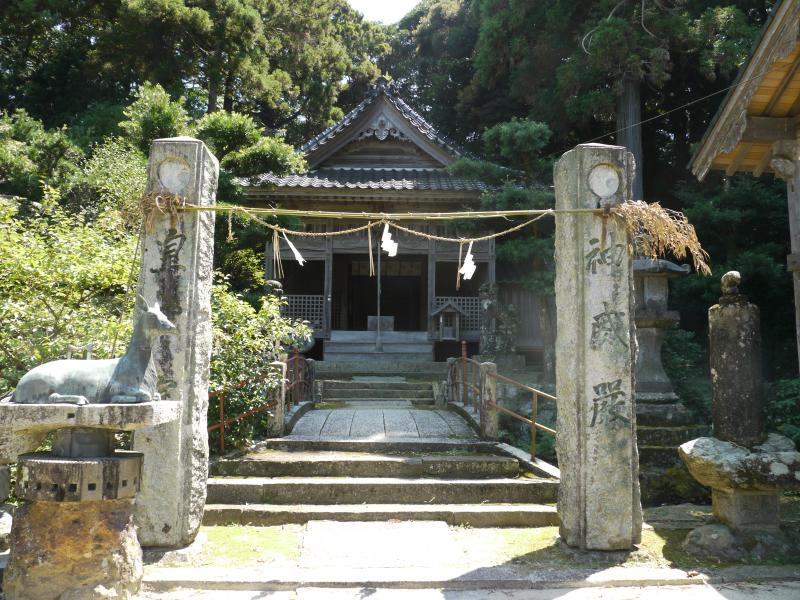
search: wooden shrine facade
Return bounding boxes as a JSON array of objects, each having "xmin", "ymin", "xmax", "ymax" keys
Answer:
[{"xmin": 242, "ymin": 77, "xmax": 543, "ymax": 354}]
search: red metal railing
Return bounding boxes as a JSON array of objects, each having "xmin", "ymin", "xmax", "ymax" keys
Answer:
[
  {"xmin": 447, "ymin": 340, "xmax": 557, "ymax": 461},
  {"xmin": 285, "ymin": 349, "xmax": 314, "ymax": 409},
  {"xmin": 208, "ymin": 350, "xmax": 314, "ymax": 454},
  {"xmin": 488, "ymin": 371, "xmax": 556, "ymax": 461}
]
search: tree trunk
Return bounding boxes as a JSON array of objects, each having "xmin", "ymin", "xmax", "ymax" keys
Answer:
[
  {"xmin": 223, "ymin": 73, "xmax": 234, "ymax": 112},
  {"xmin": 207, "ymin": 85, "xmax": 219, "ymax": 114},
  {"xmin": 616, "ymin": 75, "xmax": 644, "ymax": 201}
]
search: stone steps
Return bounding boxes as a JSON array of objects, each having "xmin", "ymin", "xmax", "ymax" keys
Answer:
[
  {"xmin": 315, "ymin": 361, "xmax": 448, "ymax": 377},
  {"xmin": 324, "ymin": 342, "xmax": 434, "ymax": 354},
  {"xmin": 203, "ymin": 503, "xmax": 558, "ymax": 527},
  {"xmin": 324, "ymin": 351, "xmax": 434, "ymax": 363},
  {"xmin": 325, "ymin": 381, "xmax": 433, "ymax": 391},
  {"xmin": 211, "ymin": 451, "xmax": 519, "ymax": 479},
  {"xmin": 325, "ymin": 388, "xmax": 433, "ymax": 399},
  {"xmin": 329, "ymin": 331, "xmax": 429, "ymax": 343},
  {"xmin": 206, "ymin": 476, "xmax": 557, "ymax": 505}
]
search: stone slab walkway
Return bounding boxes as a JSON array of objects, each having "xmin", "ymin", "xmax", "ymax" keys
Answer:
[
  {"xmin": 288, "ymin": 408, "xmax": 477, "ymax": 441},
  {"xmin": 136, "ymin": 581, "xmax": 800, "ymax": 600}
]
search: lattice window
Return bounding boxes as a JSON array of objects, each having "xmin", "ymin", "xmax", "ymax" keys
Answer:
[
  {"xmin": 434, "ymin": 296, "xmax": 481, "ymax": 331},
  {"xmin": 284, "ymin": 295, "xmax": 324, "ymax": 331}
]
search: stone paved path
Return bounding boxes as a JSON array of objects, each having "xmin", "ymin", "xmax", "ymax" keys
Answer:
[
  {"xmin": 137, "ymin": 582, "xmax": 800, "ymax": 600},
  {"xmin": 287, "ymin": 407, "xmax": 477, "ymax": 441}
]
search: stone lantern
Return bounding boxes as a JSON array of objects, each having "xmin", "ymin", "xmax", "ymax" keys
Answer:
[
  {"xmin": 633, "ymin": 258, "xmax": 689, "ymax": 412},
  {"xmin": 633, "ymin": 258, "xmax": 709, "ymax": 505}
]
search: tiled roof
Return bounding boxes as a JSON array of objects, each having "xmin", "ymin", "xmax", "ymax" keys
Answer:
[
  {"xmin": 299, "ymin": 77, "xmax": 469, "ymax": 159},
  {"xmin": 250, "ymin": 168, "xmax": 487, "ymax": 192}
]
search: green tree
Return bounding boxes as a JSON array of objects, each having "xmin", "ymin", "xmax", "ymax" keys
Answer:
[
  {"xmin": 0, "ymin": 109, "xmax": 84, "ymax": 203},
  {"xmin": 119, "ymin": 82, "xmax": 191, "ymax": 153},
  {"xmin": 194, "ymin": 111, "xmax": 262, "ymax": 160},
  {"xmin": 450, "ymin": 119, "xmax": 557, "ymax": 379}
]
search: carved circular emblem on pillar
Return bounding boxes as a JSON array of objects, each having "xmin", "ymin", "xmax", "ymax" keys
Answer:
[
  {"xmin": 588, "ymin": 164, "xmax": 620, "ymax": 199},
  {"xmin": 158, "ymin": 158, "xmax": 192, "ymax": 194}
]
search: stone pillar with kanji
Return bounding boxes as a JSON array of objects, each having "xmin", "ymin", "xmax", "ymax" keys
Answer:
[{"xmin": 554, "ymin": 143, "xmax": 642, "ymax": 551}]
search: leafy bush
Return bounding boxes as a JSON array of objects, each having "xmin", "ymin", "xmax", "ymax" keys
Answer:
[
  {"xmin": 221, "ymin": 136, "xmax": 306, "ymax": 179},
  {"xmin": 194, "ymin": 111, "xmax": 262, "ymax": 160},
  {"xmin": 119, "ymin": 83, "xmax": 190, "ymax": 153},
  {"xmin": 0, "ymin": 109, "xmax": 83, "ymax": 203},
  {"xmin": 208, "ymin": 277, "xmax": 311, "ymax": 452},
  {"xmin": 662, "ymin": 327, "xmax": 711, "ymax": 422},
  {"xmin": 0, "ymin": 197, "xmax": 136, "ymax": 391},
  {"xmin": 766, "ymin": 378, "xmax": 800, "ymax": 447}
]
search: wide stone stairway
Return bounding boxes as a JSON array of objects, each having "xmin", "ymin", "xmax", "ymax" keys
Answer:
[{"xmin": 204, "ymin": 378, "xmax": 559, "ymax": 527}]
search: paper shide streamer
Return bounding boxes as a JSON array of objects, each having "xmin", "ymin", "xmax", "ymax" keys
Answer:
[{"xmin": 381, "ymin": 223, "xmax": 398, "ymax": 257}]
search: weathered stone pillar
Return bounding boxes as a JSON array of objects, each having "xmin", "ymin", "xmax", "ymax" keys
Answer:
[
  {"xmin": 479, "ymin": 362, "xmax": 498, "ymax": 440},
  {"xmin": 554, "ymin": 143, "xmax": 642, "ymax": 550},
  {"xmin": 265, "ymin": 361, "xmax": 287, "ymax": 438},
  {"xmin": 0, "ymin": 464, "xmax": 8, "ymax": 501},
  {"xmin": 133, "ymin": 137, "xmax": 218, "ymax": 547},
  {"xmin": 708, "ymin": 271, "xmax": 765, "ymax": 447}
]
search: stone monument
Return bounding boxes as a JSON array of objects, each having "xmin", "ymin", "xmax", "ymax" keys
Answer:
[
  {"xmin": 554, "ymin": 143, "xmax": 642, "ymax": 550},
  {"xmin": 133, "ymin": 137, "xmax": 218, "ymax": 548},
  {"xmin": 680, "ymin": 271, "xmax": 800, "ymax": 561}
]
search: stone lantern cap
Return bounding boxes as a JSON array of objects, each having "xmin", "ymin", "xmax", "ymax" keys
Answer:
[
  {"xmin": 679, "ymin": 433, "xmax": 800, "ymax": 493},
  {"xmin": 0, "ymin": 400, "xmax": 181, "ymax": 463}
]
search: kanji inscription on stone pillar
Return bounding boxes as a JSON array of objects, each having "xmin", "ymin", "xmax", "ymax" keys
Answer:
[
  {"xmin": 133, "ymin": 137, "xmax": 218, "ymax": 548},
  {"xmin": 554, "ymin": 143, "xmax": 642, "ymax": 550}
]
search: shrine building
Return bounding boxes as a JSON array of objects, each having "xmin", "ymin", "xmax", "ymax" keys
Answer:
[{"xmin": 241, "ymin": 78, "xmax": 543, "ymax": 362}]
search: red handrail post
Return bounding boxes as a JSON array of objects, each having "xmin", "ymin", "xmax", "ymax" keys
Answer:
[
  {"xmin": 293, "ymin": 348, "xmax": 300, "ymax": 406},
  {"xmin": 219, "ymin": 392, "xmax": 225, "ymax": 454},
  {"xmin": 531, "ymin": 391, "xmax": 538, "ymax": 461},
  {"xmin": 461, "ymin": 340, "xmax": 467, "ymax": 405}
]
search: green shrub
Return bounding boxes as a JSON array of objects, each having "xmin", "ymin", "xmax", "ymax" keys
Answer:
[
  {"xmin": 194, "ymin": 111, "xmax": 262, "ymax": 160},
  {"xmin": 208, "ymin": 277, "xmax": 311, "ymax": 452},
  {"xmin": 766, "ymin": 378, "xmax": 800, "ymax": 447},
  {"xmin": 662, "ymin": 327, "xmax": 711, "ymax": 422},
  {"xmin": 0, "ymin": 197, "xmax": 136, "ymax": 392},
  {"xmin": 119, "ymin": 83, "xmax": 190, "ymax": 153}
]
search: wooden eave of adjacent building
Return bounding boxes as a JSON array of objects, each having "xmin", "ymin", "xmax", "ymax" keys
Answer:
[{"xmin": 690, "ymin": 0, "xmax": 800, "ymax": 180}]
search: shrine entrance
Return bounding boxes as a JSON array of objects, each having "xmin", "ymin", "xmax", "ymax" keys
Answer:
[{"xmin": 332, "ymin": 254, "xmax": 426, "ymax": 332}]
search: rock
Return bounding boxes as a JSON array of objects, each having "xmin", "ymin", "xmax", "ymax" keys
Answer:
[
  {"xmin": 683, "ymin": 523, "xmax": 800, "ymax": 563},
  {"xmin": 132, "ymin": 138, "xmax": 218, "ymax": 548},
  {"xmin": 679, "ymin": 434, "xmax": 800, "ymax": 492},
  {"xmin": 683, "ymin": 524, "xmax": 745, "ymax": 561},
  {"xmin": 0, "ymin": 504, "xmax": 12, "ymax": 552},
  {"xmin": 3, "ymin": 499, "xmax": 142, "ymax": 600}
]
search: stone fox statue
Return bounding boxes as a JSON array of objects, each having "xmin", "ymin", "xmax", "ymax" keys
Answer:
[{"xmin": 11, "ymin": 298, "xmax": 177, "ymax": 405}]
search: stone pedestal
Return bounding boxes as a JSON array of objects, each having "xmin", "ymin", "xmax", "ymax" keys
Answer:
[
  {"xmin": 4, "ymin": 499, "xmax": 142, "ymax": 600},
  {"xmin": 708, "ymin": 272, "xmax": 765, "ymax": 447},
  {"xmin": 133, "ymin": 137, "xmax": 218, "ymax": 547},
  {"xmin": 680, "ymin": 433, "xmax": 800, "ymax": 561},
  {"xmin": 712, "ymin": 489, "xmax": 780, "ymax": 531},
  {"xmin": 0, "ymin": 401, "xmax": 180, "ymax": 599},
  {"xmin": 554, "ymin": 143, "xmax": 642, "ymax": 550}
]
